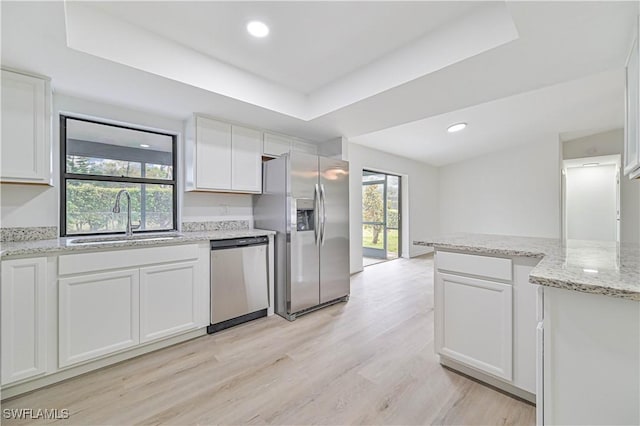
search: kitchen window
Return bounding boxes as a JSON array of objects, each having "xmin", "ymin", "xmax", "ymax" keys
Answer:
[{"xmin": 60, "ymin": 116, "xmax": 177, "ymax": 236}]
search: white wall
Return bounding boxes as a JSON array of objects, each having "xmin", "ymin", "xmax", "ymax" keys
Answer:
[
  {"xmin": 563, "ymin": 129, "xmax": 640, "ymax": 244},
  {"xmin": 181, "ymin": 191, "xmax": 253, "ymax": 224},
  {"xmin": 438, "ymin": 135, "xmax": 562, "ymax": 238},
  {"xmin": 563, "ymin": 129, "xmax": 625, "ymax": 158},
  {"xmin": 348, "ymin": 143, "xmax": 438, "ymax": 274},
  {"xmin": 0, "ymin": 93, "xmax": 253, "ymax": 231},
  {"xmin": 0, "ymin": 185, "xmax": 58, "ymax": 228}
]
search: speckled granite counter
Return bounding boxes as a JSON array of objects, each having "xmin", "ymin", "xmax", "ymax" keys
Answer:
[
  {"xmin": 0, "ymin": 229, "xmax": 275, "ymax": 258},
  {"xmin": 414, "ymin": 234, "xmax": 640, "ymax": 301}
]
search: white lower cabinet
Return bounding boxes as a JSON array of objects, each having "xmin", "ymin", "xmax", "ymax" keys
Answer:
[
  {"xmin": 434, "ymin": 250, "xmax": 539, "ymax": 401},
  {"xmin": 57, "ymin": 244, "xmax": 209, "ymax": 369},
  {"xmin": 140, "ymin": 261, "xmax": 199, "ymax": 343},
  {"xmin": 59, "ymin": 269, "xmax": 140, "ymax": 368},
  {"xmin": 1, "ymin": 258, "xmax": 47, "ymax": 385},
  {"xmin": 0, "ymin": 243, "xmax": 216, "ymax": 397},
  {"xmin": 542, "ymin": 287, "xmax": 640, "ymax": 425},
  {"xmin": 536, "ymin": 320, "xmax": 544, "ymax": 426},
  {"xmin": 436, "ymin": 273, "xmax": 513, "ymax": 381}
]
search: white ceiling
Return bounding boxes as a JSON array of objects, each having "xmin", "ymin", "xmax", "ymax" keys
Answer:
[
  {"xmin": 1, "ymin": 1, "xmax": 637, "ymax": 166},
  {"xmin": 91, "ymin": 1, "xmax": 482, "ymax": 94},
  {"xmin": 350, "ymin": 69, "xmax": 624, "ymax": 166},
  {"xmin": 64, "ymin": 1, "xmax": 517, "ymax": 120}
]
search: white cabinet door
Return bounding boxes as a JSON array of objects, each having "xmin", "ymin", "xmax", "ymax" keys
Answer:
[
  {"xmin": 1, "ymin": 70, "xmax": 51, "ymax": 184},
  {"xmin": 1, "ymin": 258, "xmax": 47, "ymax": 385},
  {"xmin": 436, "ymin": 272, "xmax": 513, "ymax": 381},
  {"xmin": 139, "ymin": 261, "xmax": 199, "ymax": 343},
  {"xmin": 624, "ymin": 28, "xmax": 640, "ymax": 176},
  {"xmin": 512, "ymin": 259, "xmax": 538, "ymax": 394},
  {"xmin": 263, "ymin": 133, "xmax": 291, "ymax": 157},
  {"xmin": 196, "ymin": 116, "xmax": 232, "ymax": 190},
  {"xmin": 231, "ymin": 125, "xmax": 262, "ymax": 193},
  {"xmin": 59, "ymin": 269, "xmax": 139, "ymax": 368},
  {"xmin": 292, "ymin": 140, "xmax": 317, "ymax": 155}
]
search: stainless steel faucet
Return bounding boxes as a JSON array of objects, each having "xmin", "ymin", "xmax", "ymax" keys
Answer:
[{"xmin": 112, "ymin": 189, "xmax": 134, "ymax": 237}]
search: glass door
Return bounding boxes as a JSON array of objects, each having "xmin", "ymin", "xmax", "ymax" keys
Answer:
[
  {"xmin": 385, "ymin": 174, "xmax": 400, "ymax": 259},
  {"xmin": 362, "ymin": 170, "xmax": 401, "ymax": 264}
]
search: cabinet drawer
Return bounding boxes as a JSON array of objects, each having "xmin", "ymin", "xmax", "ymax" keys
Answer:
[
  {"xmin": 59, "ymin": 244, "xmax": 199, "ymax": 275},
  {"xmin": 437, "ymin": 251, "xmax": 512, "ymax": 281}
]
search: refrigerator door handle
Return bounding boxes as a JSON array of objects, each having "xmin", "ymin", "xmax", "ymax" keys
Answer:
[
  {"xmin": 320, "ymin": 184, "xmax": 327, "ymax": 246},
  {"xmin": 314, "ymin": 184, "xmax": 321, "ymax": 246}
]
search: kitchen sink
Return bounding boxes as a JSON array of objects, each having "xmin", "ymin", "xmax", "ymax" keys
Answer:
[{"xmin": 68, "ymin": 233, "xmax": 182, "ymax": 245}]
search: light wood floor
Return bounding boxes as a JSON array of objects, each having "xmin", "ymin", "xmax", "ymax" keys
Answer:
[{"xmin": 2, "ymin": 255, "xmax": 535, "ymax": 425}]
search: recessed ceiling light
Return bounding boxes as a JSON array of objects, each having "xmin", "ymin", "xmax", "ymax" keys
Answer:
[
  {"xmin": 583, "ymin": 162, "xmax": 600, "ymax": 167},
  {"xmin": 247, "ymin": 21, "xmax": 269, "ymax": 38},
  {"xmin": 447, "ymin": 122, "xmax": 467, "ymax": 133},
  {"xmin": 583, "ymin": 268, "xmax": 599, "ymax": 274},
  {"xmin": 140, "ymin": 144, "xmax": 150, "ymax": 148}
]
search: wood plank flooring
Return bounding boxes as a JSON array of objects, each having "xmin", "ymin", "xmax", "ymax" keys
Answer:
[{"xmin": 2, "ymin": 255, "xmax": 535, "ymax": 425}]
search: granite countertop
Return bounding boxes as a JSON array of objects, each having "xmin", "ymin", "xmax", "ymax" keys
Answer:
[
  {"xmin": 0, "ymin": 229, "xmax": 276, "ymax": 258},
  {"xmin": 414, "ymin": 234, "xmax": 640, "ymax": 301}
]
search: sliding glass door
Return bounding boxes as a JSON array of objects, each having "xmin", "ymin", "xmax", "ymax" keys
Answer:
[{"xmin": 362, "ymin": 170, "xmax": 401, "ymax": 262}]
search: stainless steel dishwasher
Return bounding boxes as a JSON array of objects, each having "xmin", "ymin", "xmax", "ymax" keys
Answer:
[{"xmin": 207, "ymin": 236, "xmax": 269, "ymax": 334}]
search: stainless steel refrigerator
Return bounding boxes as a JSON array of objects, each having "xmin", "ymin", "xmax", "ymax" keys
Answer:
[{"xmin": 254, "ymin": 152, "xmax": 350, "ymax": 320}]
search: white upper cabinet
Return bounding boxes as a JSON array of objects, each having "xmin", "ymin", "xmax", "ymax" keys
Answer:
[
  {"xmin": 185, "ymin": 116, "xmax": 262, "ymax": 193},
  {"xmin": 185, "ymin": 115, "xmax": 316, "ymax": 192},
  {"xmin": 195, "ymin": 116, "xmax": 232, "ymax": 190},
  {"xmin": 263, "ymin": 132, "xmax": 292, "ymax": 157},
  {"xmin": 1, "ymin": 69, "xmax": 52, "ymax": 185},
  {"xmin": 231, "ymin": 125, "xmax": 262, "ymax": 192},
  {"xmin": 263, "ymin": 133, "xmax": 318, "ymax": 157},
  {"xmin": 624, "ymin": 16, "xmax": 640, "ymax": 178},
  {"xmin": 292, "ymin": 139, "xmax": 318, "ymax": 155}
]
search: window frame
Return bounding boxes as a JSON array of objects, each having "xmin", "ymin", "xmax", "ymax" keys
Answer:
[{"xmin": 60, "ymin": 115, "xmax": 178, "ymax": 237}]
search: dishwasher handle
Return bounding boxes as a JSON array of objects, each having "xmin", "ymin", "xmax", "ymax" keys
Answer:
[{"xmin": 210, "ymin": 236, "xmax": 269, "ymax": 250}]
